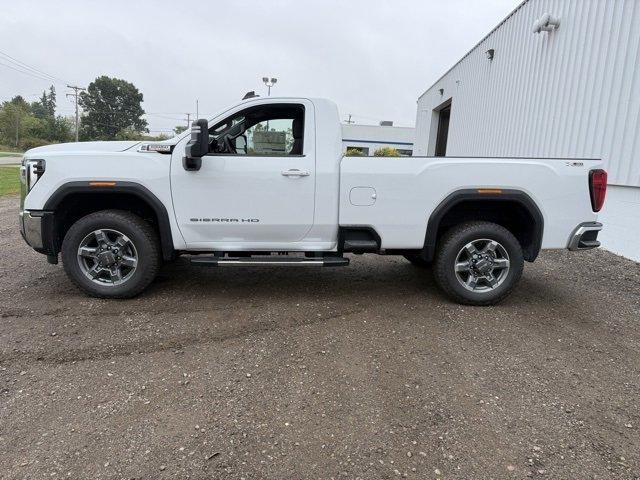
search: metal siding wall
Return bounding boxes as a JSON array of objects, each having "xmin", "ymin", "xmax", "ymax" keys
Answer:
[{"xmin": 415, "ymin": 0, "xmax": 640, "ymax": 187}]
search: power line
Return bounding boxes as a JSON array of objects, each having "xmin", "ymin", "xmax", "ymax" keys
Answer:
[
  {"xmin": 0, "ymin": 49, "xmax": 70, "ymax": 85},
  {"xmin": 0, "ymin": 60, "xmax": 60, "ymax": 84},
  {"xmin": 145, "ymin": 113, "xmax": 185, "ymax": 121}
]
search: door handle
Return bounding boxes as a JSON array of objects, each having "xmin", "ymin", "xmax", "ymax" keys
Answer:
[{"xmin": 281, "ymin": 169, "xmax": 310, "ymax": 177}]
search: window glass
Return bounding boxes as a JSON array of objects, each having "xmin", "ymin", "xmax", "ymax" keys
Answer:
[
  {"xmin": 246, "ymin": 119, "xmax": 293, "ymax": 155},
  {"xmin": 208, "ymin": 104, "xmax": 304, "ymax": 156}
]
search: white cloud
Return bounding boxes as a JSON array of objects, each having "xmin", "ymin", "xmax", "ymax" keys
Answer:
[{"xmin": 0, "ymin": 0, "xmax": 519, "ymax": 134}]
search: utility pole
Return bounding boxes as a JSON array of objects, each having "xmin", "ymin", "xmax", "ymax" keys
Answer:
[
  {"xmin": 185, "ymin": 113, "xmax": 191, "ymax": 128},
  {"xmin": 14, "ymin": 111, "xmax": 20, "ymax": 147},
  {"xmin": 345, "ymin": 114, "xmax": 354, "ymax": 124},
  {"xmin": 196, "ymin": 99, "xmax": 199, "ymax": 119},
  {"xmin": 66, "ymin": 85, "xmax": 86, "ymax": 142}
]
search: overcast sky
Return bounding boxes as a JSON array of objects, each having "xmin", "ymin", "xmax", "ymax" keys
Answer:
[{"xmin": 1, "ymin": 0, "xmax": 519, "ymax": 135}]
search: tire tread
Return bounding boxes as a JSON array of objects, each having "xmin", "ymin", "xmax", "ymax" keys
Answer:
[
  {"xmin": 433, "ymin": 221, "xmax": 523, "ymax": 306},
  {"xmin": 62, "ymin": 210, "xmax": 160, "ymax": 299}
]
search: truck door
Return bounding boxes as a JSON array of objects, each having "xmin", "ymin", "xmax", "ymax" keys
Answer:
[{"xmin": 170, "ymin": 101, "xmax": 316, "ymax": 247}]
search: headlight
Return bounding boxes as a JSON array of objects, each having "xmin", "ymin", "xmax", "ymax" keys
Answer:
[{"xmin": 21, "ymin": 159, "xmax": 46, "ymax": 192}]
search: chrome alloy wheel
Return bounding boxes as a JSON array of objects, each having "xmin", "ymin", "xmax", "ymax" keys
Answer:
[
  {"xmin": 76, "ymin": 229, "xmax": 138, "ymax": 286},
  {"xmin": 454, "ymin": 238, "xmax": 510, "ymax": 292}
]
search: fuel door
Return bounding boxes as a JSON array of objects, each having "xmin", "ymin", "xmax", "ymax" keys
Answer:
[{"xmin": 349, "ymin": 187, "xmax": 377, "ymax": 206}]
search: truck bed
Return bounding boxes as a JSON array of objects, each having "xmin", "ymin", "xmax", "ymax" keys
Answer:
[{"xmin": 339, "ymin": 156, "xmax": 602, "ymax": 250}]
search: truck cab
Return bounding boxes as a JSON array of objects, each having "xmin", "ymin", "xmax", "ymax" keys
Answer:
[{"xmin": 171, "ymin": 97, "xmax": 342, "ymax": 251}]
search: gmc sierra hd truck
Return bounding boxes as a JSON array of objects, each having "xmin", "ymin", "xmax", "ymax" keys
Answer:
[{"xmin": 19, "ymin": 96, "xmax": 607, "ymax": 305}]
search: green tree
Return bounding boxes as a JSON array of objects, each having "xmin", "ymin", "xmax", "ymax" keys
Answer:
[
  {"xmin": 79, "ymin": 76, "xmax": 148, "ymax": 140},
  {"xmin": 174, "ymin": 125, "xmax": 187, "ymax": 135},
  {"xmin": 0, "ymin": 96, "xmax": 32, "ymax": 147},
  {"xmin": 31, "ymin": 86, "xmax": 56, "ymax": 119},
  {"xmin": 373, "ymin": 147, "xmax": 400, "ymax": 157},
  {"xmin": 115, "ymin": 128, "xmax": 171, "ymax": 141},
  {"xmin": 0, "ymin": 92, "xmax": 72, "ymax": 149},
  {"xmin": 33, "ymin": 116, "xmax": 74, "ymax": 144}
]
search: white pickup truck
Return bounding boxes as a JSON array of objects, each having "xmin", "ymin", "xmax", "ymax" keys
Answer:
[{"xmin": 19, "ymin": 96, "xmax": 607, "ymax": 305}]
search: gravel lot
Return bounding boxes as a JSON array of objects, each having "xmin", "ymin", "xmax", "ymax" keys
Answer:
[{"xmin": 1, "ymin": 195, "xmax": 639, "ymax": 479}]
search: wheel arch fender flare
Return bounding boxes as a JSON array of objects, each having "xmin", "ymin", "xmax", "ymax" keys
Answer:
[
  {"xmin": 43, "ymin": 181, "xmax": 175, "ymax": 261},
  {"xmin": 423, "ymin": 188, "xmax": 544, "ymax": 262}
]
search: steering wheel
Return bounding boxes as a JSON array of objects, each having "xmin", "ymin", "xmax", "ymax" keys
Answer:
[{"xmin": 214, "ymin": 135, "xmax": 236, "ymax": 154}]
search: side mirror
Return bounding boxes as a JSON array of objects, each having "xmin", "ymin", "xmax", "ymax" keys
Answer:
[{"xmin": 183, "ymin": 119, "xmax": 208, "ymax": 171}]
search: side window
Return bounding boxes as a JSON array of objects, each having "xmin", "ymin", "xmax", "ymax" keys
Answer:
[
  {"xmin": 209, "ymin": 104, "xmax": 304, "ymax": 156},
  {"xmin": 246, "ymin": 119, "xmax": 293, "ymax": 155}
]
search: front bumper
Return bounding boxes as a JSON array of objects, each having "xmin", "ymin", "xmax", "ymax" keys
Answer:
[
  {"xmin": 19, "ymin": 209, "xmax": 57, "ymax": 260},
  {"xmin": 19, "ymin": 210, "xmax": 44, "ymax": 249},
  {"xmin": 567, "ymin": 222, "xmax": 603, "ymax": 251}
]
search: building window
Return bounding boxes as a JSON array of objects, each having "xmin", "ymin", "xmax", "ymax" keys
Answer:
[
  {"xmin": 345, "ymin": 146, "xmax": 369, "ymax": 156},
  {"xmin": 396, "ymin": 149, "xmax": 413, "ymax": 156}
]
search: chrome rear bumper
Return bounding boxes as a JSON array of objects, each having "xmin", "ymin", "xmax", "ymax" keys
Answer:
[{"xmin": 568, "ymin": 222, "xmax": 602, "ymax": 251}]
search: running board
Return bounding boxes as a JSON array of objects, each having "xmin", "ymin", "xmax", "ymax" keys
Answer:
[{"xmin": 190, "ymin": 256, "xmax": 349, "ymax": 267}]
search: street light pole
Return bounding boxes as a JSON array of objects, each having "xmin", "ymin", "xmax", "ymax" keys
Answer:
[{"xmin": 262, "ymin": 76, "xmax": 278, "ymax": 96}]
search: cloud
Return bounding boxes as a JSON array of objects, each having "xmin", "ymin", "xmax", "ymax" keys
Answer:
[{"xmin": 0, "ymin": 0, "xmax": 519, "ymax": 133}]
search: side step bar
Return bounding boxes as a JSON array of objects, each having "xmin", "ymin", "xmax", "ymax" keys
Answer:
[{"xmin": 190, "ymin": 256, "xmax": 349, "ymax": 267}]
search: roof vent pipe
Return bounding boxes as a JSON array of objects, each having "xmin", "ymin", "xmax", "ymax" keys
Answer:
[{"xmin": 533, "ymin": 13, "xmax": 560, "ymax": 33}]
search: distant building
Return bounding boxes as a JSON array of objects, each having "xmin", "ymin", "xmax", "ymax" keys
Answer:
[
  {"xmin": 414, "ymin": 0, "xmax": 640, "ymax": 261},
  {"xmin": 342, "ymin": 122, "xmax": 414, "ymax": 156}
]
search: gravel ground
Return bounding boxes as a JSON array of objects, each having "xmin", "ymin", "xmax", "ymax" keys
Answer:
[{"xmin": 1, "ymin": 195, "xmax": 639, "ymax": 479}]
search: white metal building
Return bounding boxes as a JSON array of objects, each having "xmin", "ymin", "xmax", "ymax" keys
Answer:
[
  {"xmin": 342, "ymin": 123, "xmax": 414, "ymax": 156},
  {"xmin": 414, "ymin": 0, "xmax": 640, "ymax": 261}
]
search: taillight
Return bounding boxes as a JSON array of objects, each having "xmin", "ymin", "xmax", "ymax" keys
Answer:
[{"xmin": 589, "ymin": 169, "xmax": 607, "ymax": 212}]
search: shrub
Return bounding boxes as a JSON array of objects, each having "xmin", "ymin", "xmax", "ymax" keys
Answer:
[
  {"xmin": 373, "ymin": 147, "xmax": 400, "ymax": 157},
  {"xmin": 346, "ymin": 148, "xmax": 364, "ymax": 157},
  {"xmin": 20, "ymin": 137, "xmax": 49, "ymax": 150}
]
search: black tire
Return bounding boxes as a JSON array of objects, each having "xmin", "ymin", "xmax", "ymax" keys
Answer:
[
  {"xmin": 61, "ymin": 210, "xmax": 161, "ymax": 299},
  {"xmin": 404, "ymin": 254, "xmax": 431, "ymax": 268},
  {"xmin": 433, "ymin": 221, "xmax": 524, "ymax": 306}
]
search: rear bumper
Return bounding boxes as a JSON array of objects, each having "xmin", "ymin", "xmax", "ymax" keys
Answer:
[{"xmin": 567, "ymin": 222, "xmax": 602, "ymax": 251}]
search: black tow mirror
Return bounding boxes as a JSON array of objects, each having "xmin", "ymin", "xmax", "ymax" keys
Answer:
[{"xmin": 183, "ymin": 119, "xmax": 209, "ymax": 171}]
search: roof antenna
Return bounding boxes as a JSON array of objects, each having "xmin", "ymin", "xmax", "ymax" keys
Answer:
[{"xmin": 242, "ymin": 91, "xmax": 259, "ymax": 100}]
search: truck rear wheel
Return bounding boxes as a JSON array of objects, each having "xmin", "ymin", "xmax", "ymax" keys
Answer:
[
  {"xmin": 433, "ymin": 221, "xmax": 523, "ymax": 305},
  {"xmin": 61, "ymin": 210, "xmax": 161, "ymax": 299}
]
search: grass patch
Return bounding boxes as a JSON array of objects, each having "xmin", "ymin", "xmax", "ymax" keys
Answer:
[
  {"xmin": 0, "ymin": 166, "xmax": 21, "ymax": 197},
  {"xmin": 0, "ymin": 145, "xmax": 23, "ymax": 157}
]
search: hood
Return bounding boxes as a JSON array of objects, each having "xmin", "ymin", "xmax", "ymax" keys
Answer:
[{"xmin": 25, "ymin": 140, "xmax": 142, "ymax": 156}]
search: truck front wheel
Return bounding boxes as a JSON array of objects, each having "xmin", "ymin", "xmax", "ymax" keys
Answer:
[
  {"xmin": 61, "ymin": 210, "xmax": 161, "ymax": 298},
  {"xmin": 433, "ymin": 221, "xmax": 524, "ymax": 305}
]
